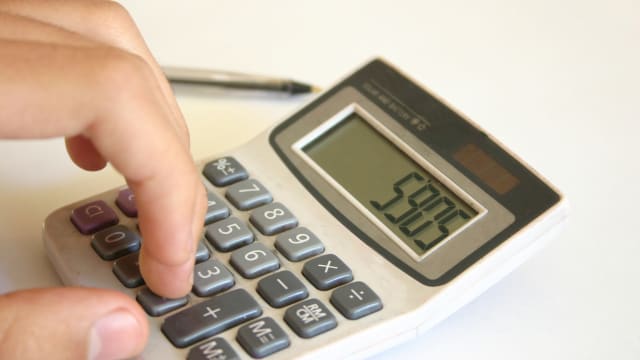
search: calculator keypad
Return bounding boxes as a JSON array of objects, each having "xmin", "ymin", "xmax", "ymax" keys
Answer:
[{"xmin": 70, "ymin": 156, "xmax": 383, "ymax": 359}]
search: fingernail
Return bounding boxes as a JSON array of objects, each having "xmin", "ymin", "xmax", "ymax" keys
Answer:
[{"xmin": 88, "ymin": 309, "xmax": 142, "ymax": 360}]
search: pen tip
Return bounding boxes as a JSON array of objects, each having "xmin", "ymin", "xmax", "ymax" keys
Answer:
[{"xmin": 289, "ymin": 81, "xmax": 322, "ymax": 95}]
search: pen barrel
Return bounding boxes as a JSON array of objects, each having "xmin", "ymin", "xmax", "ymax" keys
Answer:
[{"xmin": 163, "ymin": 66, "xmax": 311, "ymax": 94}]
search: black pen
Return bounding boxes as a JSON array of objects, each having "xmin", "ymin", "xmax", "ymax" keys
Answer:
[{"xmin": 163, "ymin": 66, "xmax": 320, "ymax": 95}]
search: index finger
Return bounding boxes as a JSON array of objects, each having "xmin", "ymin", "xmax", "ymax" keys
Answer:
[{"xmin": 0, "ymin": 40, "xmax": 206, "ymax": 298}]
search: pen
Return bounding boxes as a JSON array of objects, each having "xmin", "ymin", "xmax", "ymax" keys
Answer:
[{"xmin": 162, "ymin": 66, "xmax": 320, "ymax": 95}]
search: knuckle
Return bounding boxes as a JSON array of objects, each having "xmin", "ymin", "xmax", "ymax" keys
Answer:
[
  {"xmin": 92, "ymin": 47, "xmax": 152, "ymax": 98},
  {"xmin": 96, "ymin": 1, "xmax": 137, "ymax": 30}
]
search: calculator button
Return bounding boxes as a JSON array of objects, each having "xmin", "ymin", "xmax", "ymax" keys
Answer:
[
  {"xmin": 70, "ymin": 200, "xmax": 119, "ymax": 234},
  {"xmin": 284, "ymin": 299, "xmax": 337, "ymax": 338},
  {"xmin": 275, "ymin": 227, "xmax": 324, "ymax": 262},
  {"xmin": 91, "ymin": 225, "xmax": 140, "ymax": 260},
  {"xmin": 203, "ymin": 157, "xmax": 248, "ymax": 187},
  {"xmin": 205, "ymin": 190, "xmax": 230, "ymax": 225},
  {"xmin": 136, "ymin": 287, "xmax": 189, "ymax": 317},
  {"xmin": 226, "ymin": 179, "xmax": 273, "ymax": 210},
  {"xmin": 330, "ymin": 281, "xmax": 383, "ymax": 320},
  {"xmin": 236, "ymin": 317, "xmax": 290, "ymax": 358},
  {"xmin": 113, "ymin": 252, "xmax": 144, "ymax": 288},
  {"xmin": 302, "ymin": 254, "xmax": 353, "ymax": 290},
  {"xmin": 205, "ymin": 217, "xmax": 254, "ymax": 252},
  {"xmin": 230, "ymin": 242, "xmax": 280, "ymax": 279},
  {"xmin": 193, "ymin": 259, "xmax": 235, "ymax": 297},
  {"xmin": 162, "ymin": 289, "xmax": 262, "ymax": 348},
  {"xmin": 195, "ymin": 241, "xmax": 211, "ymax": 263},
  {"xmin": 187, "ymin": 337, "xmax": 240, "ymax": 360},
  {"xmin": 249, "ymin": 202, "xmax": 298, "ymax": 236},
  {"xmin": 115, "ymin": 188, "xmax": 137, "ymax": 217},
  {"xmin": 257, "ymin": 270, "xmax": 308, "ymax": 308}
]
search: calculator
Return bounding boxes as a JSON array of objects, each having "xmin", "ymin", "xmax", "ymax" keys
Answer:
[{"xmin": 43, "ymin": 58, "xmax": 568, "ymax": 359}]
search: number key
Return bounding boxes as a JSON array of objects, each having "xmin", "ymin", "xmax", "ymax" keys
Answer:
[
  {"xmin": 250, "ymin": 202, "xmax": 298, "ymax": 235},
  {"xmin": 226, "ymin": 179, "xmax": 272, "ymax": 210},
  {"xmin": 275, "ymin": 227, "xmax": 324, "ymax": 262},
  {"xmin": 205, "ymin": 217, "xmax": 253, "ymax": 252},
  {"xmin": 205, "ymin": 191, "xmax": 230, "ymax": 225},
  {"xmin": 193, "ymin": 259, "xmax": 235, "ymax": 297},
  {"xmin": 91, "ymin": 225, "xmax": 140, "ymax": 260},
  {"xmin": 230, "ymin": 242, "xmax": 280, "ymax": 279}
]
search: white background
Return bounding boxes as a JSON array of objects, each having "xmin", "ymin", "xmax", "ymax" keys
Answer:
[{"xmin": 1, "ymin": 0, "xmax": 638, "ymax": 359}]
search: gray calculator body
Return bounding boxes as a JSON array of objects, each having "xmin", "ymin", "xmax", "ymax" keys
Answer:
[{"xmin": 43, "ymin": 59, "xmax": 568, "ymax": 359}]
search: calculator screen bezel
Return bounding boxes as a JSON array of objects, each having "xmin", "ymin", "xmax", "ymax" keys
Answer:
[
  {"xmin": 276, "ymin": 87, "xmax": 514, "ymax": 280},
  {"xmin": 269, "ymin": 59, "xmax": 561, "ymax": 285},
  {"xmin": 293, "ymin": 102, "xmax": 505, "ymax": 263}
]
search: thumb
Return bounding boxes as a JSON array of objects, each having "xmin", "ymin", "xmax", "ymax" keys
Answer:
[{"xmin": 0, "ymin": 287, "xmax": 148, "ymax": 360}]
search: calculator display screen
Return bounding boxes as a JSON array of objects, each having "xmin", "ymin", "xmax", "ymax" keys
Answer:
[{"xmin": 303, "ymin": 113, "xmax": 479, "ymax": 256}]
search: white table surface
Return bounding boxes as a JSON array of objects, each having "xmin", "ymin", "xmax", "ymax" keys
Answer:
[{"xmin": 1, "ymin": 0, "xmax": 638, "ymax": 359}]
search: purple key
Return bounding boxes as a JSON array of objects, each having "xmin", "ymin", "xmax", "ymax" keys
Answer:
[
  {"xmin": 70, "ymin": 200, "xmax": 119, "ymax": 234},
  {"xmin": 116, "ymin": 188, "xmax": 138, "ymax": 217}
]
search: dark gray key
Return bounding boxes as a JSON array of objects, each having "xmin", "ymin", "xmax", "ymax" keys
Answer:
[
  {"xmin": 249, "ymin": 202, "xmax": 298, "ymax": 236},
  {"xmin": 237, "ymin": 317, "xmax": 290, "ymax": 358},
  {"xmin": 275, "ymin": 227, "xmax": 324, "ymax": 262},
  {"xmin": 195, "ymin": 241, "xmax": 211, "ymax": 263},
  {"xmin": 330, "ymin": 281, "xmax": 383, "ymax": 320},
  {"xmin": 284, "ymin": 299, "xmax": 337, "ymax": 338},
  {"xmin": 302, "ymin": 254, "xmax": 353, "ymax": 290},
  {"xmin": 91, "ymin": 225, "xmax": 140, "ymax": 260},
  {"xmin": 193, "ymin": 259, "xmax": 235, "ymax": 297},
  {"xmin": 205, "ymin": 191, "xmax": 230, "ymax": 225},
  {"xmin": 203, "ymin": 157, "xmax": 248, "ymax": 187},
  {"xmin": 113, "ymin": 252, "xmax": 144, "ymax": 288},
  {"xmin": 187, "ymin": 337, "xmax": 239, "ymax": 360},
  {"xmin": 226, "ymin": 179, "xmax": 273, "ymax": 210},
  {"xmin": 136, "ymin": 287, "xmax": 189, "ymax": 317},
  {"xmin": 230, "ymin": 242, "xmax": 280, "ymax": 279},
  {"xmin": 257, "ymin": 270, "xmax": 308, "ymax": 308},
  {"xmin": 162, "ymin": 289, "xmax": 262, "ymax": 348},
  {"xmin": 205, "ymin": 217, "xmax": 253, "ymax": 251}
]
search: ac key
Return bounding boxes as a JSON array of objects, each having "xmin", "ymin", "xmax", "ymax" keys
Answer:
[{"xmin": 302, "ymin": 254, "xmax": 353, "ymax": 290}]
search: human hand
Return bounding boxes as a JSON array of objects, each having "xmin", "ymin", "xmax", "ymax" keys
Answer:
[{"xmin": 0, "ymin": 1, "xmax": 206, "ymax": 358}]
